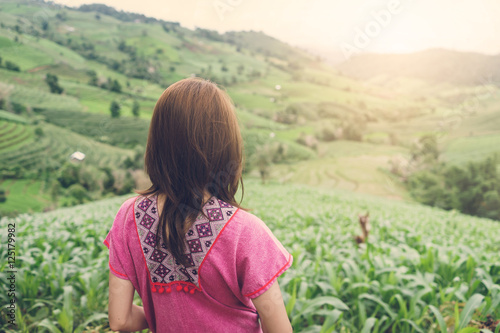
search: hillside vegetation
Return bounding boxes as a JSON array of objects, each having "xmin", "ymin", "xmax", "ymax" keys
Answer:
[{"xmin": 0, "ymin": 0, "xmax": 499, "ymax": 221}]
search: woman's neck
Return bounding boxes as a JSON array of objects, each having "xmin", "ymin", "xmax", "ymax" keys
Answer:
[{"xmin": 156, "ymin": 191, "xmax": 212, "ymax": 212}]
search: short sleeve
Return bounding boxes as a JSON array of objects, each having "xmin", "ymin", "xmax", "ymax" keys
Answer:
[
  {"xmin": 103, "ymin": 197, "xmax": 136, "ymax": 280},
  {"xmin": 236, "ymin": 215, "xmax": 293, "ymax": 298}
]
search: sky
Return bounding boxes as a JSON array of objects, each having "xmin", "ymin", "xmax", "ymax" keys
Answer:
[{"xmin": 50, "ymin": 0, "xmax": 500, "ymax": 59}]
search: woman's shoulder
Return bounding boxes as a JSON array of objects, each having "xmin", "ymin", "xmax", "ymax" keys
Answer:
[
  {"xmin": 230, "ymin": 208, "xmax": 264, "ymax": 229},
  {"xmin": 112, "ymin": 195, "xmax": 142, "ymax": 228},
  {"xmin": 226, "ymin": 206, "xmax": 282, "ymax": 245},
  {"xmin": 118, "ymin": 195, "xmax": 140, "ymax": 213}
]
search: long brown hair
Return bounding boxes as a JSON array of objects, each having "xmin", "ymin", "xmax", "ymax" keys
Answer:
[{"xmin": 139, "ymin": 77, "xmax": 244, "ymax": 266}]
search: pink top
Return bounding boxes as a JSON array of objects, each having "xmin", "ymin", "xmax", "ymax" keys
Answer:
[{"xmin": 103, "ymin": 194, "xmax": 293, "ymax": 333}]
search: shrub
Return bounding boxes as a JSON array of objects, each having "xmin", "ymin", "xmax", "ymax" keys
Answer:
[
  {"xmin": 5, "ymin": 61, "xmax": 20, "ymax": 72},
  {"xmin": 45, "ymin": 73, "xmax": 64, "ymax": 94},
  {"xmin": 57, "ymin": 163, "xmax": 80, "ymax": 188},
  {"xmin": 34, "ymin": 127, "xmax": 44, "ymax": 137},
  {"xmin": 0, "ymin": 188, "xmax": 6, "ymax": 203},
  {"xmin": 67, "ymin": 184, "xmax": 89, "ymax": 204},
  {"xmin": 110, "ymin": 101, "xmax": 121, "ymax": 118},
  {"xmin": 131, "ymin": 100, "xmax": 140, "ymax": 117},
  {"xmin": 407, "ymin": 154, "xmax": 500, "ymax": 220},
  {"xmin": 11, "ymin": 102, "xmax": 26, "ymax": 114}
]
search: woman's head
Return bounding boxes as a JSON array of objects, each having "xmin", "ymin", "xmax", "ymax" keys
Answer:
[
  {"xmin": 145, "ymin": 77, "xmax": 243, "ymax": 202},
  {"xmin": 141, "ymin": 77, "xmax": 244, "ymax": 265}
]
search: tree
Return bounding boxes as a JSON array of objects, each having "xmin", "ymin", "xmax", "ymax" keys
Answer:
[
  {"xmin": 253, "ymin": 145, "xmax": 273, "ymax": 184},
  {"xmin": 67, "ymin": 184, "xmax": 89, "ymax": 204},
  {"xmin": 57, "ymin": 163, "xmax": 80, "ymax": 188},
  {"xmin": 34, "ymin": 127, "xmax": 44, "ymax": 137},
  {"xmin": 407, "ymin": 154, "xmax": 500, "ymax": 220},
  {"xmin": 49, "ymin": 180, "xmax": 61, "ymax": 203},
  {"xmin": 87, "ymin": 70, "xmax": 98, "ymax": 86},
  {"xmin": 410, "ymin": 134, "xmax": 439, "ymax": 166},
  {"xmin": 109, "ymin": 79, "xmax": 122, "ymax": 93},
  {"xmin": 11, "ymin": 102, "xmax": 26, "ymax": 114},
  {"xmin": 45, "ymin": 73, "xmax": 64, "ymax": 94},
  {"xmin": 0, "ymin": 188, "xmax": 6, "ymax": 203},
  {"xmin": 110, "ymin": 101, "xmax": 121, "ymax": 118},
  {"xmin": 132, "ymin": 100, "xmax": 140, "ymax": 117},
  {"xmin": 5, "ymin": 61, "xmax": 20, "ymax": 72}
]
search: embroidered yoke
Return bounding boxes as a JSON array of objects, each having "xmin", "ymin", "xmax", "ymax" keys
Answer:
[
  {"xmin": 135, "ymin": 195, "xmax": 237, "ymax": 294},
  {"xmin": 103, "ymin": 195, "xmax": 293, "ymax": 333}
]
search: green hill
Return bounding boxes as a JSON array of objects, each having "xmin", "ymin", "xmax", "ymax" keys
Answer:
[
  {"xmin": 0, "ymin": 179, "xmax": 498, "ymax": 331},
  {"xmin": 0, "ymin": 0, "xmax": 499, "ymax": 220}
]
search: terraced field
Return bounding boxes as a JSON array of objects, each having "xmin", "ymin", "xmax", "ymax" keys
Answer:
[
  {"xmin": 270, "ymin": 141, "xmax": 409, "ymax": 200},
  {"xmin": 0, "ymin": 120, "xmax": 33, "ymax": 152},
  {"xmin": 0, "ymin": 122, "xmax": 133, "ymax": 175},
  {"xmin": 0, "ymin": 179, "xmax": 50, "ymax": 214}
]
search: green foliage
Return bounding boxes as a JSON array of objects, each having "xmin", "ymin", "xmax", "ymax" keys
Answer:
[
  {"xmin": 0, "ymin": 187, "xmax": 6, "ymax": 203},
  {"xmin": 123, "ymin": 145, "xmax": 145, "ymax": 169},
  {"xmin": 50, "ymin": 180, "xmax": 61, "ymax": 203},
  {"xmin": 410, "ymin": 134, "xmax": 440, "ymax": 166},
  {"xmin": 56, "ymin": 11, "xmax": 68, "ymax": 21},
  {"xmin": 11, "ymin": 101, "xmax": 26, "ymax": 114},
  {"xmin": 131, "ymin": 100, "xmax": 140, "ymax": 117},
  {"xmin": 87, "ymin": 70, "xmax": 98, "ymax": 86},
  {"xmin": 5, "ymin": 60, "xmax": 20, "ymax": 71},
  {"xmin": 45, "ymin": 73, "xmax": 64, "ymax": 94},
  {"xmin": 77, "ymin": 3, "xmax": 179, "ymax": 24},
  {"xmin": 40, "ymin": 109, "xmax": 149, "ymax": 148},
  {"xmin": 67, "ymin": 183, "xmax": 89, "ymax": 204},
  {"xmin": 34, "ymin": 127, "xmax": 44, "ymax": 137},
  {"xmin": 275, "ymin": 104, "xmax": 303, "ymax": 124},
  {"xmin": 57, "ymin": 163, "xmax": 80, "ymax": 188},
  {"xmin": 408, "ymin": 154, "xmax": 500, "ymax": 220},
  {"xmin": 1, "ymin": 180, "xmax": 499, "ymax": 331},
  {"xmin": 109, "ymin": 100, "xmax": 121, "ymax": 118},
  {"xmin": 108, "ymin": 79, "xmax": 122, "ymax": 93}
]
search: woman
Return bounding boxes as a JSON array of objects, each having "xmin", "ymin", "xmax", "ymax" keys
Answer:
[{"xmin": 104, "ymin": 77, "xmax": 293, "ymax": 332}]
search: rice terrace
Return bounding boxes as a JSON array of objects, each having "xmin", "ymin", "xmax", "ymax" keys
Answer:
[{"xmin": 0, "ymin": 0, "xmax": 499, "ymax": 332}]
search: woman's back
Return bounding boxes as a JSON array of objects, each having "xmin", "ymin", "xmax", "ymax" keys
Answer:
[
  {"xmin": 104, "ymin": 78, "xmax": 293, "ymax": 332},
  {"xmin": 104, "ymin": 194, "xmax": 292, "ymax": 332}
]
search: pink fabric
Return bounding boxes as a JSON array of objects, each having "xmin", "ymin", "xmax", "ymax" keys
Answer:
[{"xmin": 103, "ymin": 195, "xmax": 293, "ymax": 333}]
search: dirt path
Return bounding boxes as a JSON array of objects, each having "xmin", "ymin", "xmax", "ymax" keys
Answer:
[{"xmin": 27, "ymin": 65, "xmax": 50, "ymax": 73}]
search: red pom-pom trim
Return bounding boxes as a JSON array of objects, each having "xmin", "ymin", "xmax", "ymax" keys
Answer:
[{"xmin": 152, "ymin": 283, "xmax": 199, "ymax": 294}]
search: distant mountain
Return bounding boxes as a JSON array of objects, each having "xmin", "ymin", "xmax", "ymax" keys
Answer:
[{"xmin": 337, "ymin": 49, "xmax": 500, "ymax": 85}]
